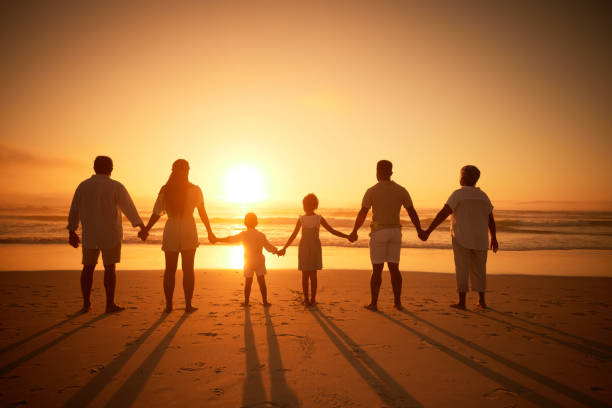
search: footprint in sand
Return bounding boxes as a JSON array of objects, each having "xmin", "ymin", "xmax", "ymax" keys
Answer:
[
  {"xmin": 198, "ymin": 332, "xmax": 218, "ymax": 337},
  {"xmin": 483, "ymin": 387, "xmax": 516, "ymax": 399},
  {"xmin": 211, "ymin": 387, "xmax": 224, "ymax": 396}
]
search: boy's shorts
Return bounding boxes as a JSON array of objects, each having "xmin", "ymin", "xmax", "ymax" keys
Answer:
[
  {"xmin": 369, "ymin": 228, "xmax": 402, "ymax": 264},
  {"xmin": 244, "ymin": 265, "xmax": 267, "ymax": 278},
  {"xmin": 82, "ymin": 244, "xmax": 121, "ymax": 266}
]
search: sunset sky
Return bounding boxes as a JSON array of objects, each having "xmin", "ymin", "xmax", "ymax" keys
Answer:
[{"xmin": 1, "ymin": 2, "xmax": 610, "ymax": 211}]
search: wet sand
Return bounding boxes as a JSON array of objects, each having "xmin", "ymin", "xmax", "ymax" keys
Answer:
[{"xmin": 0, "ymin": 268, "xmax": 611, "ymax": 407}]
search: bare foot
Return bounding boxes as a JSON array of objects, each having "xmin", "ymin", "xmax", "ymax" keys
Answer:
[
  {"xmin": 393, "ymin": 303, "xmax": 403, "ymax": 310},
  {"xmin": 185, "ymin": 305, "xmax": 198, "ymax": 313},
  {"xmin": 450, "ymin": 303, "xmax": 466, "ymax": 310},
  {"xmin": 364, "ymin": 304, "xmax": 378, "ymax": 312},
  {"xmin": 241, "ymin": 302, "xmax": 251, "ymax": 308},
  {"xmin": 106, "ymin": 304, "xmax": 125, "ymax": 314},
  {"xmin": 476, "ymin": 302, "xmax": 487, "ymax": 309},
  {"xmin": 263, "ymin": 302, "xmax": 272, "ymax": 307},
  {"xmin": 309, "ymin": 301, "xmax": 317, "ymax": 308},
  {"xmin": 80, "ymin": 305, "xmax": 91, "ymax": 314},
  {"xmin": 303, "ymin": 300, "xmax": 310, "ymax": 307},
  {"xmin": 164, "ymin": 305, "xmax": 173, "ymax": 313}
]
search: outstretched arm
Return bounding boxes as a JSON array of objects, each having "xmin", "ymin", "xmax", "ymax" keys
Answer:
[
  {"xmin": 489, "ymin": 212, "xmax": 499, "ymax": 253},
  {"xmin": 197, "ymin": 203, "xmax": 216, "ymax": 243},
  {"xmin": 321, "ymin": 217, "xmax": 349, "ymax": 239},
  {"xmin": 216, "ymin": 233, "xmax": 241, "ymax": 243},
  {"xmin": 422, "ymin": 204, "xmax": 452, "ymax": 240},
  {"xmin": 278, "ymin": 219, "xmax": 301, "ymax": 255},
  {"xmin": 349, "ymin": 207, "xmax": 368, "ymax": 242},
  {"xmin": 406, "ymin": 206, "xmax": 422, "ymax": 235}
]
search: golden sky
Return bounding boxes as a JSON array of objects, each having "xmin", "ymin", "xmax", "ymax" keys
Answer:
[{"xmin": 1, "ymin": 2, "xmax": 611, "ymax": 210}]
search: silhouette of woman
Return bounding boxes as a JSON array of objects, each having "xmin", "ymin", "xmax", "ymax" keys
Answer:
[{"xmin": 141, "ymin": 159, "xmax": 216, "ymax": 313}]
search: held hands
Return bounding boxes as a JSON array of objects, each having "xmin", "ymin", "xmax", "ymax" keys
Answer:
[
  {"xmin": 208, "ymin": 233, "xmax": 217, "ymax": 244},
  {"xmin": 277, "ymin": 248, "xmax": 286, "ymax": 256},
  {"xmin": 138, "ymin": 226, "xmax": 149, "ymax": 242},
  {"xmin": 348, "ymin": 231, "xmax": 358, "ymax": 243},
  {"xmin": 417, "ymin": 227, "xmax": 431, "ymax": 242},
  {"xmin": 68, "ymin": 230, "xmax": 80, "ymax": 248}
]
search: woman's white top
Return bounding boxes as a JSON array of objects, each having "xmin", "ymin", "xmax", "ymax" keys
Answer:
[{"xmin": 153, "ymin": 184, "xmax": 204, "ymax": 252}]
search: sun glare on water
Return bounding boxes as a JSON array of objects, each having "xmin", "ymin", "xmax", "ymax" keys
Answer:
[{"xmin": 223, "ymin": 164, "xmax": 267, "ymax": 203}]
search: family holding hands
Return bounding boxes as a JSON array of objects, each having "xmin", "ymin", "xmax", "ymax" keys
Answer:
[{"xmin": 68, "ymin": 157, "xmax": 498, "ymax": 315}]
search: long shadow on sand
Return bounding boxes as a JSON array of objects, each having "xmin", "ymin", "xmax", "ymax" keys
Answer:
[
  {"xmin": 103, "ymin": 313, "xmax": 189, "ymax": 407},
  {"xmin": 61, "ymin": 313, "xmax": 168, "ymax": 408},
  {"xmin": 242, "ymin": 308, "xmax": 268, "ymax": 408},
  {"xmin": 0, "ymin": 312, "xmax": 82, "ymax": 355},
  {"xmin": 487, "ymin": 307, "xmax": 612, "ymax": 354},
  {"xmin": 0, "ymin": 313, "xmax": 109, "ymax": 377},
  {"xmin": 389, "ymin": 310, "xmax": 609, "ymax": 408},
  {"xmin": 470, "ymin": 309, "xmax": 611, "ymax": 360},
  {"xmin": 264, "ymin": 308, "xmax": 300, "ymax": 407},
  {"xmin": 310, "ymin": 308, "xmax": 423, "ymax": 408}
]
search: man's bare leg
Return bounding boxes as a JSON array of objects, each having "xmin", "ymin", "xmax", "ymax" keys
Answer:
[
  {"xmin": 388, "ymin": 262, "xmax": 403, "ymax": 310},
  {"xmin": 164, "ymin": 251, "xmax": 179, "ymax": 313},
  {"xmin": 80, "ymin": 265, "xmax": 95, "ymax": 312},
  {"xmin": 310, "ymin": 270, "xmax": 318, "ymax": 306},
  {"xmin": 477, "ymin": 292, "xmax": 487, "ymax": 308},
  {"xmin": 257, "ymin": 275, "xmax": 270, "ymax": 306},
  {"xmin": 181, "ymin": 250, "xmax": 197, "ymax": 313},
  {"xmin": 104, "ymin": 264, "xmax": 124, "ymax": 313},
  {"xmin": 450, "ymin": 292, "xmax": 467, "ymax": 309},
  {"xmin": 243, "ymin": 277, "xmax": 253, "ymax": 306},
  {"xmin": 301, "ymin": 271, "xmax": 310, "ymax": 305},
  {"xmin": 365, "ymin": 264, "xmax": 384, "ymax": 311}
]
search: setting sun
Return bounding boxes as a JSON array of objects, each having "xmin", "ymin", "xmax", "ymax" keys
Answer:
[{"xmin": 222, "ymin": 164, "xmax": 267, "ymax": 203}]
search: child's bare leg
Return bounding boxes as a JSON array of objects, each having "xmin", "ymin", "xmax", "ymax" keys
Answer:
[
  {"xmin": 164, "ymin": 251, "xmax": 179, "ymax": 313},
  {"xmin": 310, "ymin": 270, "xmax": 318, "ymax": 305},
  {"xmin": 257, "ymin": 275, "xmax": 270, "ymax": 306},
  {"xmin": 80, "ymin": 265, "xmax": 95, "ymax": 312},
  {"xmin": 301, "ymin": 271, "xmax": 310, "ymax": 305},
  {"xmin": 181, "ymin": 250, "xmax": 197, "ymax": 312},
  {"xmin": 365, "ymin": 264, "xmax": 384, "ymax": 311},
  {"xmin": 451, "ymin": 292, "xmax": 467, "ymax": 309},
  {"xmin": 477, "ymin": 292, "xmax": 486, "ymax": 308},
  {"xmin": 244, "ymin": 277, "xmax": 253, "ymax": 306}
]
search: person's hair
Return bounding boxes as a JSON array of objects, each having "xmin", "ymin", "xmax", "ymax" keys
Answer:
[
  {"xmin": 377, "ymin": 160, "xmax": 393, "ymax": 177},
  {"xmin": 460, "ymin": 165, "xmax": 481, "ymax": 186},
  {"xmin": 244, "ymin": 212, "xmax": 258, "ymax": 228},
  {"xmin": 161, "ymin": 159, "xmax": 191, "ymax": 214},
  {"xmin": 302, "ymin": 193, "xmax": 319, "ymax": 211},
  {"xmin": 93, "ymin": 156, "xmax": 113, "ymax": 175}
]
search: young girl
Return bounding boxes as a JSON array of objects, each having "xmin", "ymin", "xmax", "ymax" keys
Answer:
[{"xmin": 278, "ymin": 194, "xmax": 350, "ymax": 306}]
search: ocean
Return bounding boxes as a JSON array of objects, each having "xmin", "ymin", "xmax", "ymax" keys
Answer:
[{"xmin": 1, "ymin": 206, "xmax": 612, "ymax": 251}]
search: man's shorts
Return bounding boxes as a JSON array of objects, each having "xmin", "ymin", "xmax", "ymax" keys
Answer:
[
  {"xmin": 244, "ymin": 265, "xmax": 267, "ymax": 278},
  {"xmin": 82, "ymin": 245, "xmax": 121, "ymax": 266},
  {"xmin": 369, "ymin": 228, "xmax": 402, "ymax": 264}
]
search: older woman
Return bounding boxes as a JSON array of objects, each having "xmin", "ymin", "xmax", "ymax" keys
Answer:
[{"xmin": 141, "ymin": 159, "xmax": 215, "ymax": 313}]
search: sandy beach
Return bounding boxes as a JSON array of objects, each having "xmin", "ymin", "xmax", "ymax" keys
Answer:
[{"xmin": 1, "ymin": 268, "xmax": 610, "ymax": 407}]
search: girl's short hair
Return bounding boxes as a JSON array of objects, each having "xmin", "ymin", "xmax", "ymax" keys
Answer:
[
  {"xmin": 244, "ymin": 212, "xmax": 258, "ymax": 228},
  {"xmin": 302, "ymin": 193, "xmax": 319, "ymax": 210}
]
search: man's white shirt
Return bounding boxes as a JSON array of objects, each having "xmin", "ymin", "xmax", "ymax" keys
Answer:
[{"xmin": 67, "ymin": 174, "xmax": 142, "ymax": 249}]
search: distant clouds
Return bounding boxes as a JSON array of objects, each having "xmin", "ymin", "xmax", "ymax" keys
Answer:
[{"xmin": 0, "ymin": 144, "xmax": 85, "ymax": 169}]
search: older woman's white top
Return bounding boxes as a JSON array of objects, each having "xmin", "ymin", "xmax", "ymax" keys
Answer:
[{"xmin": 153, "ymin": 184, "xmax": 204, "ymax": 252}]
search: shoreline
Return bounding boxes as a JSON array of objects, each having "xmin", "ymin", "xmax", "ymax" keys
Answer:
[{"xmin": 1, "ymin": 244, "xmax": 612, "ymax": 277}]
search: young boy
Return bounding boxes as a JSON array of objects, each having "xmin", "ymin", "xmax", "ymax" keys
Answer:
[
  {"xmin": 215, "ymin": 212, "xmax": 278, "ymax": 306},
  {"xmin": 420, "ymin": 165, "xmax": 499, "ymax": 309}
]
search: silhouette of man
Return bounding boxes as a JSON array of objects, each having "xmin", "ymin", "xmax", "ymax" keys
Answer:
[
  {"xmin": 67, "ymin": 156, "xmax": 146, "ymax": 313},
  {"xmin": 349, "ymin": 160, "xmax": 423, "ymax": 311}
]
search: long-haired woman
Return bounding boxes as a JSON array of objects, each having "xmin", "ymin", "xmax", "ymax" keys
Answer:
[{"xmin": 141, "ymin": 159, "xmax": 215, "ymax": 313}]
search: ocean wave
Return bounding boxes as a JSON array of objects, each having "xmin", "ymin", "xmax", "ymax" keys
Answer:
[{"xmin": 2, "ymin": 237, "xmax": 612, "ymax": 251}]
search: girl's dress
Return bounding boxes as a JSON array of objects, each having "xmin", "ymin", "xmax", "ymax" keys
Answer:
[
  {"xmin": 298, "ymin": 214, "xmax": 322, "ymax": 271},
  {"xmin": 153, "ymin": 184, "xmax": 204, "ymax": 252}
]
